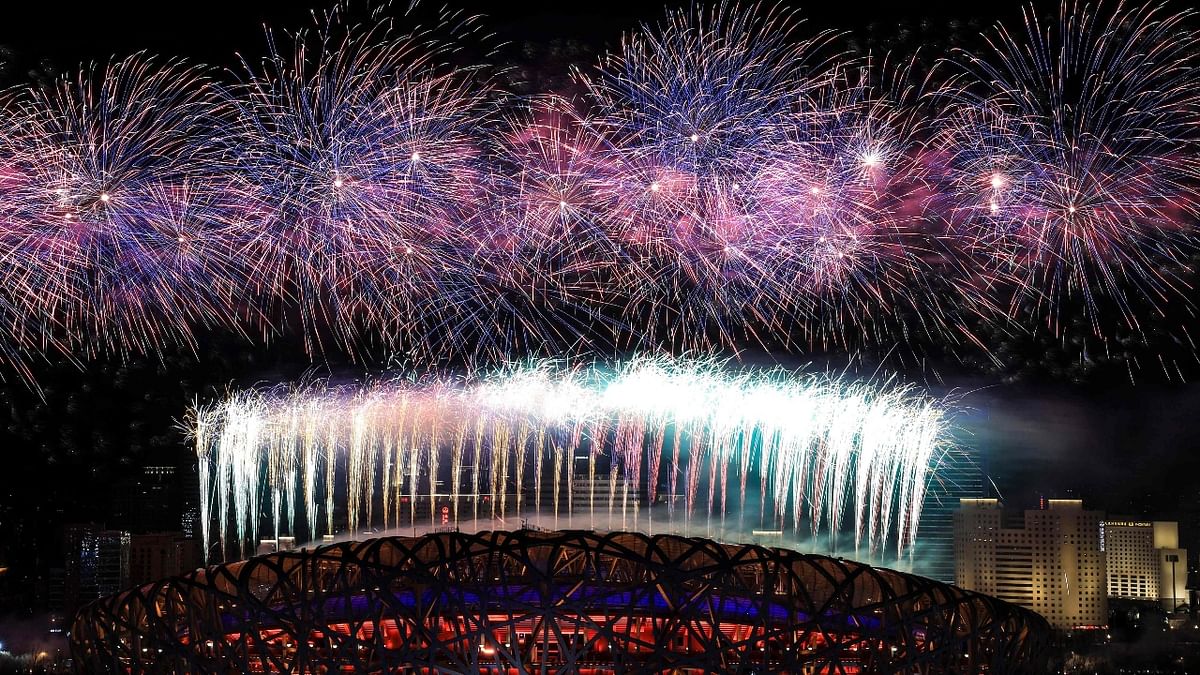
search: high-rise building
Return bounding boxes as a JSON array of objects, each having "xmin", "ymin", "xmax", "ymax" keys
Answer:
[
  {"xmin": 130, "ymin": 533, "xmax": 177, "ymax": 588},
  {"xmin": 111, "ymin": 466, "xmax": 178, "ymax": 534},
  {"xmin": 955, "ymin": 498, "xmax": 1107, "ymax": 630},
  {"xmin": 918, "ymin": 447, "xmax": 984, "ymax": 582},
  {"xmin": 179, "ymin": 464, "xmax": 202, "ymax": 539},
  {"xmin": 571, "ymin": 470, "xmax": 638, "ymax": 526},
  {"xmin": 62, "ymin": 524, "xmax": 130, "ymax": 616},
  {"xmin": 175, "ymin": 537, "xmax": 204, "ymax": 575},
  {"xmin": 1103, "ymin": 519, "xmax": 1188, "ymax": 612},
  {"xmin": 129, "ymin": 532, "xmax": 205, "ymax": 587}
]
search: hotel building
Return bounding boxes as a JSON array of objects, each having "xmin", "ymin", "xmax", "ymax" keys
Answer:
[
  {"xmin": 1102, "ymin": 518, "xmax": 1188, "ymax": 612},
  {"xmin": 955, "ymin": 498, "xmax": 1107, "ymax": 630}
]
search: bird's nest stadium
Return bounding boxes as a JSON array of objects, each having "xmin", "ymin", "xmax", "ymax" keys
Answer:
[{"xmin": 70, "ymin": 529, "xmax": 1049, "ymax": 674}]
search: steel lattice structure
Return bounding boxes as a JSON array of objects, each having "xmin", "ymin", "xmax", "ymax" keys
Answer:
[{"xmin": 71, "ymin": 529, "xmax": 1049, "ymax": 674}]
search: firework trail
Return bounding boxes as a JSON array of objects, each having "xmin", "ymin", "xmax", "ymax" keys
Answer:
[
  {"xmin": 473, "ymin": 98, "xmax": 624, "ymax": 357},
  {"xmin": 194, "ymin": 356, "xmax": 949, "ymax": 561}
]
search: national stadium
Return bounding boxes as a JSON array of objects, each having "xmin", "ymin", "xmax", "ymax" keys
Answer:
[
  {"xmin": 71, "ymin": 529, "xmax": 1049, "ymax": 673},
  {"xmin": 71, "ymin": 359, "xmax": 1049, "ymax": 673}
]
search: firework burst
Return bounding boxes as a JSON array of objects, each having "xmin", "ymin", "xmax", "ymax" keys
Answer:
[
  {"xmin": 0, "ymin": 57, "xmax": 229, "ymax": 361},
  {"xmin": 220, "ymin": 3, "xmax": 497, "ymax": 356},
  {"xmin": 0, "ymin": 1, "xmax": 1194, "ymax": 380},
  {"xmin": 938, "ymin": 0, "xmax": 1200, "ymax": 337}
]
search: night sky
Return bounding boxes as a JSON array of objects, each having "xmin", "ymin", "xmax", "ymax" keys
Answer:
[{"xmin": 0, "ymin": 0, "xmax": 1199, "ymax": 619}]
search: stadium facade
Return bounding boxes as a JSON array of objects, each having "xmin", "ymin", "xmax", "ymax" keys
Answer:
[{"xmin": 71, "ymin": 529, "xmax": 1049, "ymax": 674}]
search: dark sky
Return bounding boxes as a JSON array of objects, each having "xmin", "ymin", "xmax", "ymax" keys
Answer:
[
  {"xmin": 0, "ymin": 0, "xmax": 1008, "ymax": 74},
  {"xmin": 951, "ymin": 380, "xmax": 1200, "ymax": 514},
  {"xmin": 0, "ymin": 0, "xmax": 1197, "ymax": 598}
]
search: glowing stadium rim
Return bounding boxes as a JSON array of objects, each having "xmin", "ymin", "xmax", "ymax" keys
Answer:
[{"xmin": 194, "ymin": 356, "xmax": 949, "ymax": 561}]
